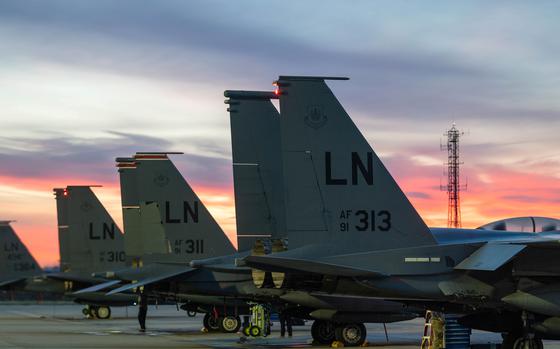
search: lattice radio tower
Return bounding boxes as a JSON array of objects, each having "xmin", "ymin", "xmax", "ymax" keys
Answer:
[{"xmin": 441, "ymin": 123, "xmax": 467, "ymax": 228}]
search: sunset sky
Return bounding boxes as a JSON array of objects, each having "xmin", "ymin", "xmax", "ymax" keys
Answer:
[{"xmin": 1, "ymin": 1, "xmax": 559, "ymax": 267}]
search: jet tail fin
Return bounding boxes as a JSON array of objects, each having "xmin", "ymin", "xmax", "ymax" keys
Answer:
[
  {"xmin": 276, "ymin": 76, "xmax": 435, "ymax": 251},
  {"xmin": 225, "ymin": 90, "xmax": 287, "ymax": 251},
  {"xmin": 54, "ymin": 186, "xmax": 126, "ymax": 274},
  {"xmin": 128, "ymin": 153, "xmax": 236, "ymax": 262},
  {"xmin": 0, "ymin": 221, "xmax": 41, "ymax": 284}
]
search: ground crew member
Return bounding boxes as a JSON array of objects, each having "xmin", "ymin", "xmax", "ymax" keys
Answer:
[
  {"xmin": 279, "ymin": 306, "xmax": 292, "ymax": 337},
  {"xmin": 138, "ymin": 292, "xmax": 148, "ymax": 332}
]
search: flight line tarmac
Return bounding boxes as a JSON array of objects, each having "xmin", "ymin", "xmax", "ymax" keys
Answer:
[{"xmin": 0, "ymin": 303, "xmax": 511, "ymax": 349}]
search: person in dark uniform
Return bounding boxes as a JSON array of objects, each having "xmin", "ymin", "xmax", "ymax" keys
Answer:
[
  {"xmin": 279, "ymin": 306, "xmax": 293, "ymax": 337},
  {"xmin": 138, "ymin": 292, "xmax": 148, "ymax": 332}
]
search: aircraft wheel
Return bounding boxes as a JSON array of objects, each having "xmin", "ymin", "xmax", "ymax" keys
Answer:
[
  {"xmin": 96, "ymin": 306, "xmax": 111, "ymax": 319},
  {"xmin": 311, "ymin": 320, "xmax": 335, "ymax": 344},
  {"xmin": 513, "ymin": 337, "xmax": 543, "ymax": 349},
  {"xmin": 203, "ymin": 313, "xmax": 220, "ymax": 332},
  {"xmin": 334, "ymin": 323, "xmax": 367, "ymax": 347},
  {"xmin": 89, "ymin": 306, "xmax": 99, "ymax": 319},
  {"xmin": 82, "ymin": 307, "xmax": 91, "ymax": 317},
  {"xmin": 249, "ymin": 325, "xmax": 261, "ymax": 337},
  {"xmin": 219, "ymin": 315, "xmax": 241, "ymax": 333}
]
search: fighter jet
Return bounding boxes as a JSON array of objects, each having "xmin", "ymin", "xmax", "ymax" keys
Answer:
[
  {"xmin": 102, "ymin": 82, "xmax": 559, "ymax": 346},
  {"xmin": 242, "ymin": 76, "xmax": 560, "ymax": 348},
  {"xmin": 76, "ymin": 153, "xmax": 255, "ymax": 332},
  {"xmin": 88, "ymin": 86, "xmax": 555, "ymax": 345},
  {"xmin": 0, "ymin": 186, "xmax": 136, "ymax": 318}
]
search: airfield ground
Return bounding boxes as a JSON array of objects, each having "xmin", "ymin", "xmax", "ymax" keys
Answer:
[{"xmin": 0, "ymin": 303, "xmax": 528, "ymax": 348}]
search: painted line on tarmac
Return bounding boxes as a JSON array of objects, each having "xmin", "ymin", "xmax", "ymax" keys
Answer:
[
  {"xmin": 81, "ymin": 329, "xmax": 172, "ymax": 337},
  {"xmin": 7, "ymin": 310, "xmax": 43, "ymax": 318},
  {"xmin": 82, "ymin": 331, "xmax": 111, "ymax": 336}
]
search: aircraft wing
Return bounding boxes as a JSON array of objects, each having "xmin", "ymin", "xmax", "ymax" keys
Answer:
[
  {"xmin": 455, "ymin": 237, "xmax": 560, "ymax": 272},
  {"xmin": 517, "ymin": 239, "xmax": 560, "ymax": 248},
  {"xmin": 106, "ymin": 267, "xmax": 196, "ymax": 295},
  {"xmin": 190, "ymin": 250, "xmax": 251, "ymax": 268},
  {"xmin": 45, "ymin": 272, "xmax": 102, "ymax": 284},
  {"xmin": 0, "ymin": 277, "xmax": 26, "ymax": 288},
  {"xmin": 455, "ymin": 243, "xmax": 527, "ymax": 271},
  {"xmin": 195, "ymin": 263, "xmax": 252, "ymax": 273},
  {"xmin": 244, "ymin": 255, "xmax": 386, "ymax": 278},
  {"xmin": 72, "ymin": 280, "xmax": 122, "ymax": 295},
  {"xmin": 190, "ymin": 250, "xmax": 252, "ymax": 273}
]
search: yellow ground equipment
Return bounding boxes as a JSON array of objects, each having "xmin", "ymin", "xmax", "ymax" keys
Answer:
[
  {"xmin": 421, "ymin": 310, "xmax": 444, "ymax": 349},
  {"xmin": 242, "ymin": 303, "xmax": 271, "ymax": 337}
]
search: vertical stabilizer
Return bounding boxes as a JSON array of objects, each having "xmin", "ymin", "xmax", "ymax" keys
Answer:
[
  {"xmin": 275, "ymin": 76, "xmax": 435, "ymax": 251},
  {"xmin": 132, "ymin": 153, "xmax": 236, "ymax": 261},
  {"xmin": 225, "ymin": 90, "xmax": 287, "ymax": 251},
  {"xmin": 54, "ymin": 186, "xmax": 127, "ymax": 274},
  {"xmin": 0, "ymin": 221, "xmax": 41, "ymax": 282}
]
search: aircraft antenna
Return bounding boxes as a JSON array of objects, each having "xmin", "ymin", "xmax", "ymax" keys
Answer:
[{"xmin": 440, "ymin": 123, "xmax": 467, "ymax": 228}]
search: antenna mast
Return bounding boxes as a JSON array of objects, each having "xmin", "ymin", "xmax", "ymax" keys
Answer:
[{"xmin": 441, "ymin": 123, "xmax": 466, "ymax": 228}]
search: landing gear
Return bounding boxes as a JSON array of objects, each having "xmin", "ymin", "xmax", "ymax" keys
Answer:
[
  {"xmin": 96, "ymin": 306, "xmax": 111, "ymax": 319},
  {"xmin": 502, "ymin": 312, "xmax": 543, "ymax": 349},
  {"xmin": 503, "ymin": 332, "xmax": 543, "ymax": 349},
  {"xmin": 513, "ymin": 337, "xmax": 543, "ymax": 349},
  {"xmin": 311, "ymin": 320, "xmax": 335, "ymax": 344},
  {"xmin": 82, "ymin": 305, "xmax": 111, "ymax": 319},
  {"xmin": 203, "ymin": 313, "xmax": 220, "ymax": 332},
  {"xmin": 83, "ymin": 306, "xmax": 96, "ymax": 318},
  {"xmin": 334, "ymin": 323, "xmax": 367, "ymax": 347},
  {"xmin": 219, "ymin": 315, "xmax": 241, "ymax": 333}
]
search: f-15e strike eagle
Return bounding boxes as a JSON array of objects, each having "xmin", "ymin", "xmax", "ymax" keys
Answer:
[{"xmin": 241, "ymin": 76, "xmax": 560, "ymax": 348}]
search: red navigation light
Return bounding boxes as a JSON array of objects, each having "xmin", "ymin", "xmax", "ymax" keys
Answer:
[
  {"xmin": 63, "ymin": 189, "xmax": 68, "ymax": 197},
  {"xmin": 272, "ymin": 81, "xmax": 281, "ymax": 96}
]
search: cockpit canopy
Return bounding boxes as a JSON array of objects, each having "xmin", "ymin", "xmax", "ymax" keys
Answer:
[{"xmin": 477, "ymin": 217, "xmax": 560, "ymax": 233}]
